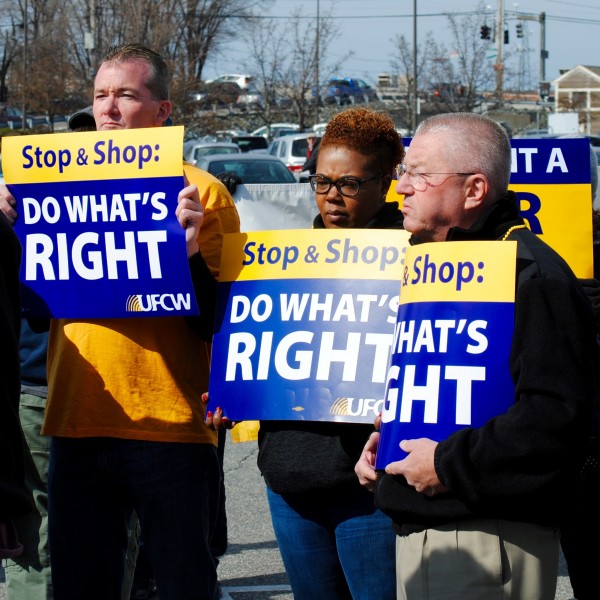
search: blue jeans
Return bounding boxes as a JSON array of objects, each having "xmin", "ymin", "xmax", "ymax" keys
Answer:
[
  {"xmin": 48, "ymin": 437, "xmax": 221, "ymax": 600},
  {"xmin": 266, "ymin": 485, "xmax": 396, "ymax": 600}
]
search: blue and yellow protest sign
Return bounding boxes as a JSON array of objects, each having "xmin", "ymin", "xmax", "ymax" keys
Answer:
[
  {"xmin": 375, "ymin": 241, "xmax": 517, "ymax": 468},
  {"xmin": 3, "ymin": 126, "xmax": 198, "ymax": 318},
  {"xmin": 509, "ymin": 138, "xmax": 592, "ymax": 277},
  {"xmin": 386, "ymin": 137, "xmax": 593, "ymax": 277},
  {"xmin": 209, "ymin": 229, "xmax": 411, "ymax": 423}
]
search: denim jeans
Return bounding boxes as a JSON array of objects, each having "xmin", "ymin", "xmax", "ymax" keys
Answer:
[
  {"xmin": 266, "ymin": 485, "xmax": 396, "ymax": 600},
  {"xmin": 48, "ymin": 437, "xmax": 221, "ymax": 600}
]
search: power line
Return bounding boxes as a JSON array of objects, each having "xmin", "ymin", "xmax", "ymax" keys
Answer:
[{"xmin": 234, "ymin": 10, "xmax": 600, "ymax": 25}]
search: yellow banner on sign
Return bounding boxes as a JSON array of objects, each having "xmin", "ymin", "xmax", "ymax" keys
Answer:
[
  {"xmin": 509, "ymin": 183, "xmax": 593, "ymax": 278},
  {"xmin": 219, "ymin": 229, "xmax": 411, "ymax": 282},
  {"xmin": 3, "ymin": 126, "xmax": 184, "ymax": 183},
  {"xmin": 400, "ymin": 240, "xmax": 518, "ymax": 304}
]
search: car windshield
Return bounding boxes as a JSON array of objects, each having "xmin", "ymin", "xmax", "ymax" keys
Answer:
[
  {"xmin": 232, "ymin": 137, "xmax": 269, "ymax": 152},
  {"xmin": 291, "ymin": 139, "xmax": 309, "ymax": 157},
  {"xmin": 193, "ymin": 146, "xmax": 238, "ymax": 160},
  {"xmin": 206, "ymin": 159, "xmax": 296, "ymax": 184}
]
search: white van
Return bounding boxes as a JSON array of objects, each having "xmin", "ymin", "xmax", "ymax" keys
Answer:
[{"xmin": 267, "ymin": 132, "xmax": 318, "ymax": 179}]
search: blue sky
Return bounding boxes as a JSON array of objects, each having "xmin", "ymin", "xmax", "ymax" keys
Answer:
[{"xmin": 205, "ymin": 0, "xmax": 600, "ymax": 88}]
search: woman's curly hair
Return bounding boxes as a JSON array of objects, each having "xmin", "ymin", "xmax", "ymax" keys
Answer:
[{"xmin": 320, "ymin": 107, "xmax": 404, "ymax": 174}]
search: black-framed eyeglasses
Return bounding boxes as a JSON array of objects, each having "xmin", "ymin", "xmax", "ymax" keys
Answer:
[
  {"xmin": 395, "ymin": 163, "xmax": 475, "ymax": 192},
  {"xmin": 308, "ymin": 173, "xmax": 385, "ymax": 197}
]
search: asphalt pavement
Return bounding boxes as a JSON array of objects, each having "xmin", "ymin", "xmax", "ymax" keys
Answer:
[{"xmin": 0, "ymin": 431, "xmax": 578, "ymax": 599}]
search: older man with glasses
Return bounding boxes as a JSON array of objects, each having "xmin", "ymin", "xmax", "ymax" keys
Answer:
[{"xmin": 356, "ymin": 112, "xmax": 600, "ymax": 600}]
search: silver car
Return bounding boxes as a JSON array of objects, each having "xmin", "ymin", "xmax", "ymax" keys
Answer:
[
  {"xmin": 184, "ymin": 142, "xmax": 240, "ymax": 165},
  {"xmin": 195, "ymin": 153, "xmax": 298, "ymax": 184}
]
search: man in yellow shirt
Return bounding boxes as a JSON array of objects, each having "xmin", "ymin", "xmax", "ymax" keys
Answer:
[{"xmin": 0, "ymin": 43, "xmax": 240, "ymax": 600}]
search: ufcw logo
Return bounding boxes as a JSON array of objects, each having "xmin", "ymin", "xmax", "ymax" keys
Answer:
[
  {"xmin": 126, "ymin": 293, "xmax": 192, "ymax": 313},
  {"xmin": 330, "ymin": 397, "xmax": 384, "ymax": 418}
]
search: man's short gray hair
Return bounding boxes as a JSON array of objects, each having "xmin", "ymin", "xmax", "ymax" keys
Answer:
[{"xmin": 415, "ymin": 113, "xmax": 511, "ymax": 200}]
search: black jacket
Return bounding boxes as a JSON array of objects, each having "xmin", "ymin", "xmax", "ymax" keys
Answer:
[
  {"xmin": 375, "ymin": 192, "xmax": 600, "ymax": 534},
  {"xmin": 257, "ymin": 202, "xmax": 404, "ymax": 494},
  {"xmin": 0, "ymin": 213, "xmax": 30, "ymax": 521},
  {"xmin": 301, "ymin": 139, "xmax": 320, "ymax": 175}
]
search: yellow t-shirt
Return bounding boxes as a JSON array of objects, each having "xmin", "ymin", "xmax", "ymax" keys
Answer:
[{"xmin": 42, "ymin": 165, "xmax": 240, "ymax": 444}]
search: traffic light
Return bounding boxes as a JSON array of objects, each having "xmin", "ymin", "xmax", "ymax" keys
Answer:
[
  {"xmin": 480, "ymin": 24, "xmax": 491, "ymax": 40},
  {"xmin": 504, "ymin": 29, "xmax": 509, "ymax": 44},
  {"xmin": 516, "ymin": 22, "xmax": 523, "ymax": 38}
]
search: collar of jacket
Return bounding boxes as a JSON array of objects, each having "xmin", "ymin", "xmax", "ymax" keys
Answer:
[{"xmin": 410, "ymin": 190, "xmax": 525, "ymax": 245}]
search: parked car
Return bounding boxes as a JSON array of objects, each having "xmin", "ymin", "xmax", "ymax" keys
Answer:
[
  {"xmin": 267, "ymin": 132, "xmax": 318, "ymax": 177},
  {"xmin": 205, "ymin": 73, "xmax": 253, "ymax": 89},
  {"xmin": 214, "ymin": 129, "xmax": 248, "ymax": 141},
  {"xmin": 231, "ymin": 135, "xmax": 269, "ymax": 153},
  {"xmin": 236, "ymin": 84, "xmax": 264, "ymax": 110},
  {"xmin": 311, "ymin": 122, "xmax": 328, "ymax": 136},
  {"xmin": 272, "ymin": 127, "xmax": 301, "ymax": 139},
  {"xmin": 251, "ymin": 123, "xmax": 300, "ymax": 142},
  {"xmin": 188, "ymin": 81, "xmax": 241, "ymax": 108},
  {"xmin": 184, "ymin": 142, "xmax": 241, "ymax": 165},
  {"xmin": 194, "ymin": 153, "xmax": 298, "ymax": 184},
  {"xmin": 317, "ymin": 78, "xmax": 378, "ymax": 105}
]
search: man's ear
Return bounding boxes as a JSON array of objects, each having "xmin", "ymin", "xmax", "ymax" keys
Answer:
[
  {"xmin": 464, "ymin": 174, "xmax": 489, "ymax": 210},
  {"xmin": 156, "ymin": 100, "xmax": 172, "ymax": 126}
]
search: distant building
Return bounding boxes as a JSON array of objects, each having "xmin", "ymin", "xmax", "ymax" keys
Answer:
[
  {"xmin": 551, "ymin": 65, "xmax": 600, "ymax": 134},
  {"xmin": 376, "ymin": 72, "xmax": 410, "ymax": 105}
]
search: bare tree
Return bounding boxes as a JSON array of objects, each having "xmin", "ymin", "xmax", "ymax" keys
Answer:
[
  {"xmin": 389, "ymin": 4, "xmax": 496, "ymax": 118},
  {"xmin": 0, "ymin": 26, "xmax": 21, "ymax": 103},
  {"xmin": 390, "ymin": 31, "xmax": 441, "ymax": 128},
  {"xmin": 2, "ymin": 0, "xmax": 270, "ymax": 120},
  {"xmin": 242, "ymin": 16, "xmax": 289, "ymax": 131},
  {"xmin": 5, "ymin": 0, "xmax": 85, "ymax": 126},
  {"xmin": 171, "ymin": 0, "xmax": 268, "ymax": 85},
  {"xmin": 244, "ymin": 4, "xmax": 351, "ymax": 132},
  {"xmin": 429, "ymin": 7, "xmax": 495, "ymax": 112}
]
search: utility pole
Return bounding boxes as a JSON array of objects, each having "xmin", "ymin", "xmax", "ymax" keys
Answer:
[
  {"xmin": 21, "ymin": 0, "xmax": 28, "ymax": 130},
  {"xmin": 314, "ymin": 0, "xmax": 320, "ymax": 124},
  {"xmin": 411, "ymin": 0, "xmax": 418, "ymax": 134},
  {"xmin": 514, "ymin": 11, "xmax": 548, "ymax": 97},
  {"xmin": 539, "ymin": 12, "xmax": 547, "ymax": 86},
  {"xmin": 494, "ymin": 0, "xmax": 504, "ymax": 107}
]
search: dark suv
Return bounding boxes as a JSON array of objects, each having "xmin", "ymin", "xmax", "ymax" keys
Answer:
[{"xmin": 319, "ymin": 78, "xmax": 378, "ymax": 105}]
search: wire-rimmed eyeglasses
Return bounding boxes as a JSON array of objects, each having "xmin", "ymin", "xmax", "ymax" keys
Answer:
[
  {"xmin": 308, "ymin": 173, "xmax": 384, "ymax": 197},
  {"xmin": 395, "ymin": 163, "xmax": 475, "ymax": 192}
]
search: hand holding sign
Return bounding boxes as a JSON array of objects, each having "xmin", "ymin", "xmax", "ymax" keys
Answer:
[
  {"xmin": 354, "ymin": 431, "xmax": 381, "ymax": 493},
  {"xmin": 202, "ymin": 392, "xmax": 237, "ymax": 430},
  {"xmin": 0, "ymin": 185, "xmax": 17, "ymax": 224},
  {"xmin": 385, "ymin": 438, "xmax": 447, "ymax": 497},
  {"xmin": 176, "ymin": 178, "xmax": 204, "ymax": 258}
]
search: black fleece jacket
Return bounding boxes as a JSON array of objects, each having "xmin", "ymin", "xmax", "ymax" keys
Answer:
[
  {"xmin": 375, "ymin": 191, "xmax": 600, "ymax": 534},
  {"xmin": 0, "ymin": 213, "xmax": 30, "ymax": 521},
  {"xmin": 257, "ymin": 202, "xmax": 405, "ymax": 494}
]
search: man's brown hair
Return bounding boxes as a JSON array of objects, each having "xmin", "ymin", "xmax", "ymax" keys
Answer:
[{"xmin": 100, "ymin": 43, "xmax": 169, "ymax": 101}]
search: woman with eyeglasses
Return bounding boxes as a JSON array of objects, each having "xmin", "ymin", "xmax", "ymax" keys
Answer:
[{"xmin": 257, "ymin": 107, "xmax": 404, "ymax": 600}]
